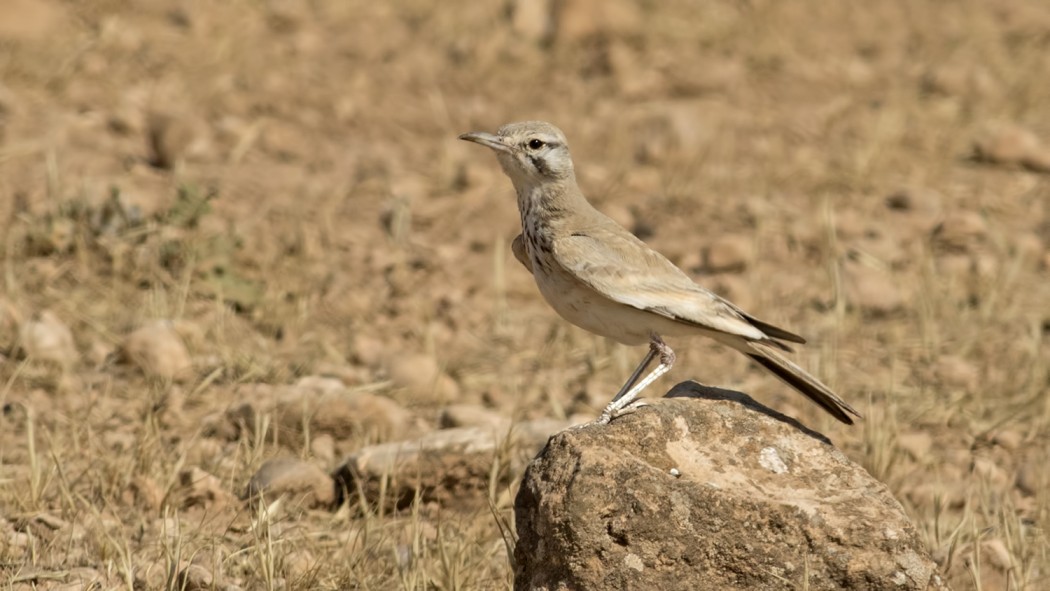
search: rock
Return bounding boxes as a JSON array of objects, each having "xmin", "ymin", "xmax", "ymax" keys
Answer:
[
  {"xmin": 244, "ymin": 457, "xmax": 336, "ymax": 509},
  {"xmin": 920, "ymin": 65, "xmax": 995, "ymax": 98},
  {"xmin": 126, "ymin": 475, "xmax": 165, "ymax": 511},
  {"xmin": 333, "ymin": 418, "xmax": 570, "ymax": 510},
  {"xmin": 514, "ymin": 383, "xmax": 946, "ymax": 590},
  {"xmin": 177, "ymin": 467, "xmax": 235, "ymax": 510},
  {"xmin": 275, "ymin": 384, "xmax": 414, "ymax": 442},
  {"xmin": 310, "ymin": 433, "xmax": 336, "ymax": 463},
  {"xmin": 147, "ymin": 111, "xmax": 206, "ymax": 170},
  {"xmin": 896, "ymin": 431, "xmax": 934, "ymax": 461},
  {"xmin": 885, "ymin": 187, "xmax": 943, "ymax": 215},
  {"xmin": 931, "ymin": 211, "xmax": 987, "ymax": 253},
  {"xmin": 1017, "ymin": 457, "xmax": 1048, "ymax": 496},
  {"xmin": 947, "ymin": 539, "xmax": 1011, "ymax": 591},
  {"xmin": 990, "ymin": 429, "xmax": 1022, "ymax": 451},
  {"xmin": 702, "ymin": 235, "xmax": 754, "ymax": 273},
  {"xmin": 844, "ymin": 264, "xmax": 906, "ymax": 317},
  {"xmin": 385, "ymin": 352, "xmax": 460, "ymax": 404},
  {"xmin": 438, "ymin": 404, "xmax": 507, "ymax": 430},
  {"xmin": 933, "ymin": 356, "xmax": 979, "ymax": 392},
  {"xmin": 176, "ymin": 564, "xmax": 214, "ymax": 591},
  {"xmin": 0, "ymin": 0, "xmax": 66, "ymax": 42},
  {"xmin": 973, "ymin": 124, "xmax": 1050, "ymax": 173},
  {"xmin": 19, "ymin": 310, "xmax": 77, "ymax": 368},
  {"xmin": 509, "ymin": 0, "xmax": 554, "ymax": 42},
  {"xmin": 553, "ymin": 0, "xmax": 641, "ymax": 42},
  {"xmin": 123, "ymin": 320, "xmax": 193, "ymax": 381}
]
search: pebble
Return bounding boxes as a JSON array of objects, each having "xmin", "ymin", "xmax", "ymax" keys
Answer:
[
  {"xmin": 147, "ymin": 110, "xmax": 206, "ymax": 170},
  {"xmin": 276, "ymin": 388, "xmax": 414, "ymax": 441},
  {"xmin": 244, "ymin": 457, "xmax": 336, "ymax": 509},
  {"xmin": 931, "ymin": 211, "xmax": 987, "ymax": 253},
  {"xmin": 554, "ymin": 0, "xmax": 641, "ymax": 42},
  {"xmin": 123, "ymin": 320, "xmax": 193, "ymax": 381},
  {"xmin": 179, "ymin": 467, "xmax": 235, "ymax": 510},
  {"xmin": 385, "ymin": 352, "xmax": 460, "ymax": 404},
  {"xmin": 702, "ymin": 235, "xmax": 754, "ymax": 273},
  {"xmin": 844, "ymin": 264, "xmax": 905, "ymax": 316},
  {"xmin": 896, "ymin": 431, "xmax": 934, "ymax": 461},
  {"xmin": 973, "ymin": 123, "xmax": 1050, "ymax": 172},
  {"xmin": 509, "ymin": 0, "xmax": 553, "ymax": 42},
  {"xmin": 19, "ymin": 310, "xmax": 77, "ymax": 368},
  {"xmin": 176, "ymin": 564, "xmax": 214, "ymax": 591},
  {"xmin": 438, "ymin": 404, "xmax": 507, "ymax": 430},
  {"xmin": 933, "ymin": 356, "xmax": 979, "ymax": 392}
]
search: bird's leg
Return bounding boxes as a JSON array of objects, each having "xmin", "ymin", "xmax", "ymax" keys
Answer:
[
  {"xmin": 596, "ymin": 335, "xmax": 676, "ymax": 424},
  {"xmin": 609, "ymin": 347, "xmax": 658, "ymax": 404}
]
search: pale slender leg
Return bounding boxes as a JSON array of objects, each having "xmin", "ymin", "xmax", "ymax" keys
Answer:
[
  {"xmin": 596, "ymin": 335, "xmax": 676, "ymax": 424},
  {"xmin": 609, "ymin": 347, "xmax": 658, "ymax": 404}
]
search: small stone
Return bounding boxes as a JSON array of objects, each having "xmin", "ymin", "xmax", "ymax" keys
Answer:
[
  {"xmin": 931, "ymin": 211, "xmax": 987, "ymax": 253},
  {"xmin": 351, "ymin": 333, "xmax": 386, "ymax": 367},
  {"xmin": 178, "ymin": 467, "xmax": 235, "ymax": 510},
  {"xmin": 386, "ymin": 352, "xmax": 460, "ymax": 403},
  {"xmin": 844, "ymin": 264, "xmax": 906, "ymax": 316},
  {"xmin": 276, "ymin": 387, "xmax": 414, "ymax": 442},
  {"xmin": 147, "ymin": 111, "xmax": 204, "ymax": 169},
  {"xmin": 921, "ymin": 65, "xmax": 995, "ymax": 98},
  {"xmin": 0, "ymin": 0, "xmax": 66, "ymax": 42},
  {"xmin": 310, "ymin": 433, "xmax": 336, "ymax": 463},
  {"xmin": 509, "ymin": 0, "xmax": 553, "ymax": 42},
  {"xmin": 885, "ymin": 187, "xmax": 942, "ymax": 214},
  {"xmin": 554, "ymin": 0, "xmax": 641, "ymax": 42},
  {"xmin": 19, "ymin": 310, "xmax": 77, "ymax": 368},
  {"xmin": 1016, "ymin": 458, "xmax": 1048, "ymax": 496},
  {"xmin": 176, "ymin": 564, "xmax": 214, "ymax": 591},
  {"xmin": 933, "ymin": 356, "xmax": 979, "ymax": 392},
  {"xmin": 702, "ymin": 235, "xmax": 754, "ymax": 273},
  {"xmin": 973, "ymin": 123, "xmax": 1049, "ymax": 171},
  {"xmin": 1013, "ymin": 233, "xmax": 1045, "ymax": 263},
  {"xmin": 127, "ymin": 476, "xmax": 165, "ymax": 511},
  {"xmin": 244, "ymin": 458, "xmax": 336, "ymax": 509},
  {"xmin": 334, "ymin": 418, "xmax": 570, "ymax": 509},
  {"xmin": 990, "ymin": 429, "xmax": 1022, "ymax": 451},
  {"xmin": 971, "ymin": 456, "xmax": 1010, "ymax": 488},
  {"xmin": 896, "ymin": 431, "xmax": 933, "ymax": 461},
  {"xmin": 438, "ymin": 404, "xmax": 507, "ymax": 430},
  {"xmin": 123, "ymin": 320, "xmax": 193, "ymax": 381},
  {"xmin": 259, "ymin": 118, "xmax": 312, "ymax": 162}
]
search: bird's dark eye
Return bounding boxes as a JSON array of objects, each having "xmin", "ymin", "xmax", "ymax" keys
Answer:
[{"xmin": 527, "ymin": 139, "xmax": 545, "ymax": 150}]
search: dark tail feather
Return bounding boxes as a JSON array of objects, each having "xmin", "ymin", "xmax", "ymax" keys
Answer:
[
  {"xmin": 742, "ymin": 314, "xmax": 807, "ymax": 346},
  {"xmin": 746, "ymin": 341, "xmax": 861, "ymax": 425}
]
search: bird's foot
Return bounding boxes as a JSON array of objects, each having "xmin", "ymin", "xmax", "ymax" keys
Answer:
[{"xmin": 594, "ymin": 399, "xmax": 649, "ymax": 425}]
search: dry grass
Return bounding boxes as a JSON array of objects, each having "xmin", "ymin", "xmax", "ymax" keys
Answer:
[{"xmin": 1, "ymin": 0, "xmax": 1048, "ymax": 589}]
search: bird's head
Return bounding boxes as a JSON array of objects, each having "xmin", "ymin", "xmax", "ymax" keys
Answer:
[{"xmin": 459, "ymin": 121, "xmax": 575, "ymax": 190}]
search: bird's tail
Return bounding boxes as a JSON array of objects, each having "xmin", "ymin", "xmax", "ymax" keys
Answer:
[{"xmin": 744, "ymin": 340, "xmax": 862, "ymax": 425}]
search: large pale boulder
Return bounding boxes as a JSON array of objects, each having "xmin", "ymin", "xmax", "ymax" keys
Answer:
[{"xmin": 514, "ymin": 382, "xmax": 948, "ymax": 591}]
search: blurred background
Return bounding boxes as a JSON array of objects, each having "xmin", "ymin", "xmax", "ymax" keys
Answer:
[{"xmin": 1, "ymin": 0, "xmax": 1048, "ymax": 589}]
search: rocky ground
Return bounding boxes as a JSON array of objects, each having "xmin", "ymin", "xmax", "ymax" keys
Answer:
[{"xmin": 1, "ymin": 0, "xmax": 1048, "ymax": 589}]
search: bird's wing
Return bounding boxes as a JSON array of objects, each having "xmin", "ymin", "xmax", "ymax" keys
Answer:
[
  {"xmin": 551, "ymin": 227, "xmax": 801, "ymax": 345},
  {"xmin": 511, "ymin": 234, "xmax": 533, "ymax": 273}
]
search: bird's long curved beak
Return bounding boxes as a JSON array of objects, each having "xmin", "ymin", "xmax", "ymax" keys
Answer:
[{"xmin": 458, "ymin": 131, "xmax": 512, "ymax": 154}]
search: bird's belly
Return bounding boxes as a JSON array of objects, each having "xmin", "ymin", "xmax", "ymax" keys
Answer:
[{"xmin": 532, "ymin": 263, "xmax": 693, "ymax": 346}]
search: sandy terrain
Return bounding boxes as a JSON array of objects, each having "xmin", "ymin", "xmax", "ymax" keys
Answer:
[{"xmin": 1, "ymin": 0, "xmax": 1048, "ymax": 588}]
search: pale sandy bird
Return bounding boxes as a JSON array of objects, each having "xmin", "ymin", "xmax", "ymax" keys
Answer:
[{"xmin": 459, "ymin": 121, "xmax": 861, "ymax": 425}]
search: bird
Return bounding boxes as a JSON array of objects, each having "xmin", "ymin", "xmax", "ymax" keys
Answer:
[{"xmin": 459, "ymin": 121, "xmax": 861, "ymax": 425}]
